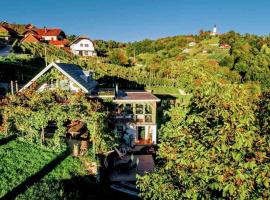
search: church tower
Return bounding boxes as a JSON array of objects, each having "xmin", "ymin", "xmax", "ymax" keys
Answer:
[{"xmin": 211, "ymin": 25, "xmax": 217, "ymax": 36}]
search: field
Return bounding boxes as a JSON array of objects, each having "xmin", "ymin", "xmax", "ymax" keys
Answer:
[{"xmin": 0, "ymin": 135, "xmax": 96, "ymax": 199}]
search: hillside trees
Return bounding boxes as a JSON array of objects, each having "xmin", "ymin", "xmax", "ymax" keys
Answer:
[
  {"xmin": 220, "ymin": 33, "xmax": 270, "ymax": 88},
  {"xmin": 138, "ymin": 77, "xmax": 270, "ymax": 199},
  {"xmin": 108, "ymin": 48, "xmax": 130, "ymax": 66}
]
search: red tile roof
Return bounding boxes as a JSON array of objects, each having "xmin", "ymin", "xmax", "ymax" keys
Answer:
[
  {"xmin": 21, "ymin": 33, "xmax": 42, "ymax": 43},
  {"xmin": 220, "ymin": 44, "xmax": 231, "ymax": 48},
  {"xmin": 34, "ymin": 28, "xmax": 63, "ymax": 36},
  {"xmin": 49, "ymin": 39, "xmax": 69, "ymax": 45}
]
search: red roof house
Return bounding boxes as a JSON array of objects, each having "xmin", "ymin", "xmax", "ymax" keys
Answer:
[
  {"xmin": 220, "ymin": 44, "xmax": 231, "ymax": 49},
  {"xmin": 21, "ymin": 33, "xmax": 42, "ymax": 43},
  {"xmin": 49, "ymin": 39, "xmax": 69, "ymax": 48},
  {"xmin": 34, "ymin": 27, "xmax": 66, "ymax": 41},
  {"xmin": 21, "ymin": 26, "xmax": 68, "ymax": 48}
]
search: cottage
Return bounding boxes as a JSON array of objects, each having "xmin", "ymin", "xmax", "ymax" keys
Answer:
[
  {"xmin": 220, "ymin": 43, "xmax": 231, "ymax": 49},
  {"xmin": 34, "ymin": 27, "xmax": 66, "ymax": 41},
  {"xmin": 19, "ymin": 62, "xmax": 97, "ymax": 94},
  {"xmin": 188, "ymin": 42, "xmax": 196, "ymax": 47},
  {"xmin": 21, "ymin": 27, "xmax": 69, "ymax": 49},
  {"xmin": 69, "ymin": 35, "xmax": 96, "ymax": 56},
  {"xmin": 20, "ymin": 62, "xmax": 160, "ymax": 146},
  {"xmin": 21, "ymin": 33, "xmax": 42, "ymax": 43},
  {"xmin": 113, "ymin": 91, "xmax": 160, "ymax": 145}
]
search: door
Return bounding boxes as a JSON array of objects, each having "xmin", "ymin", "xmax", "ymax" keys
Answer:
[{"xmin": 137, "ymin": 126, "xmax": 145, "ymax": 141}]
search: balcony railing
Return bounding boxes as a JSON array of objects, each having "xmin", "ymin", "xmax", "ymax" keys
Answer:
[{"xmin": 115, "ymin": 113, "xmax": 154, "ymax": 124}]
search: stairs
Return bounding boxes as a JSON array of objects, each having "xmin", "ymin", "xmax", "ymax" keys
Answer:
[{"xmin": 110, "ymin": 181, "xmax": 140, "ymax": 198}]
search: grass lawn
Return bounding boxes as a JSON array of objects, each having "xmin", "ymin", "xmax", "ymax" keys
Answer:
[
  {"xmin": 145, "ymin": 86, "xmax": 191, "ymax": 104},
  {"xmin": 0, "ymin": 136, "xmax": 92, "ymax": 199}
]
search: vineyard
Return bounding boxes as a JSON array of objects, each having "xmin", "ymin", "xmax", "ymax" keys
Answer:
[
  {"xmin": 0, "ymin": 30, "xmax": 270, "ymax": 199},
  {"xmin": 0, "ymin": 89, "xmax": 118, "ymax": 199}
]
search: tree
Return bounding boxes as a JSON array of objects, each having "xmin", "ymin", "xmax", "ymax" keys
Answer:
[
  {"xmin": 138, "ymin": 79, "xmax": 270, "ymax": 199},
  {"xmin": 108, "ymin": 49, "xmax": 129, "ymax": 66}
]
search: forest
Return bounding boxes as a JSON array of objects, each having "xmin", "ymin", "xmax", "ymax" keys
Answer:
[{"xmin": 0, "ymin": 29, "xmax": 270, "ymax": 199}]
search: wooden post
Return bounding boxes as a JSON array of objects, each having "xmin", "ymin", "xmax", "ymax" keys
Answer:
[
  {"xmin": 10, "ymin": 81, "xmax": 14, "ymax": 95},
  {"xmin": 44, "ymin": 46, "xmax": 48, "ymax": 66},
  {"xmin": 41, "ymin": 127, "xmax": 45, "ymax": 144},
  {"xmin": 15, "ymin": 80, "xmax": 18, "ymax": 92}
]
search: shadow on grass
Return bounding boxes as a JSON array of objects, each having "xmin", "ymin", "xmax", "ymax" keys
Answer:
[
  {"xmin": 0, "ymin": 150, "xmax": 70, "ymax": 200},
  {"xmin": 0, "ymin": 135, "xmax": 17, "ymax": 146}
]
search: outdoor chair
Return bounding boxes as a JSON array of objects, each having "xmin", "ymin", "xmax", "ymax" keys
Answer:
[{"xmin": 114, "ymin": 147, "xmax": 127, "ymax": 160}]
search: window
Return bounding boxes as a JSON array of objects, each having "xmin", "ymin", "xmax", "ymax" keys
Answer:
[
  {"xmin": 136, "ymin": 104, "xmax": 144, "ymax": 114},
  {"xmin": 124, "ymin": 104, "xmax": 133, "ymax": 114},
  {"xmin": 116, "ymin": 104, "xmax": 124, "ymax": 115},
  {"xmin": 49, "ymin": 79, "xmax": 57, "ymax": 88},
  {"xmin": 136, "ymin": 115, "xmax": 144, "ymax": 122},
  {"xmin": 145, "ymin": 104, "xmax": 152, "ymax": 114},
  {"xmin": 84, "ymin": 51, "xmax": 88, "ymax": 56},
  {"xmin": 85, "ymin": 44, "xmax": 89, "ymax": 47},
  {"xmin": 80, "ymin": 44, "xmax": 83, "ymax": 47},
  {"xmin": 145, "ymin": 115, "xmax": 153, "ymax": 123}
]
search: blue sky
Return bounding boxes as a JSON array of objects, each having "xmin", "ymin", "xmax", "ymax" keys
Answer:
[{"xmin": 1, "ymin": 0, "xmax": 269, "ymax": 41}]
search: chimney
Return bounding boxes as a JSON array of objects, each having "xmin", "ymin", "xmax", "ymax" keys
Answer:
[{"xmin": 44, "ymin": 26, "xmax": 47, "ymax": 33}]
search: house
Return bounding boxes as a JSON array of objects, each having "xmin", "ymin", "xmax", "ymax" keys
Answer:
[
  {"xmin": 113, "ymin": 90, "xmax": 160, "ymax": 145},
  {"xmin": 188, "ymin": 42, "xmax": 196, "ymax": 47},
  {"xmin": 21, "ymin": 27, "xmax": 67, "ymax": 47},
  {"xmin": 69, "ymin": 35, "xmax": 96, "ymax": 56},
  {"xmin": 20, "ymin": 62, "xmax": 160, "ymax": 146},
  {"xmin": 49, "ymin": 39, "xmax": 69, "ymax": 48},
  {"xmin": 34, "ymin": 27, "xmax": 66, "ymax": 41},
  {"xmin": 0, "ymin": 25, "xmax": 19, "ymax": 42},
  {"xmin": 220, "ymin": 43, "xmax": 231, "ymax": 49},
  {"xmin": 19, "ymin": 62, "xmax": 97, "ymax": 94},
  {"xmin": 182, "ymin": 48, "xmax": 190, "ymax": 53},
  {"xmin": 20, "ymin": 33, "xmax": 42, "ymax": 43}
]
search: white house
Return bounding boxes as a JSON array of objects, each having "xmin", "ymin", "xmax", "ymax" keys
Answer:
[
  {"xmin": 113, "ymin": 91, "xmax": 160, "ymax": 145},
  {"xmin": 70, "ymin": 36, "xmax": 96, "ymax": 57}
]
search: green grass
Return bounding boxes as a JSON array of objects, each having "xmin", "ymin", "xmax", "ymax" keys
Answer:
[
  {"xmin": 0, "ymin": 136, "xmax": 89, "ymax": 199},
  {"xmin": 146, "ymin": 86, "xmax": 191, "ymax": 102}
]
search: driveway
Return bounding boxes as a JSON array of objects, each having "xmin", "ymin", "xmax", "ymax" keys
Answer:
[{"xmin": 0, "ymin": 45, "xmax": 12, "ymax": 56}]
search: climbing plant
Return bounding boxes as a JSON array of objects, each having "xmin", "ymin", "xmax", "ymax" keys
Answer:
[{"xmin": 0, "ymin": 90, "xmax": 116, "ymax": 153}]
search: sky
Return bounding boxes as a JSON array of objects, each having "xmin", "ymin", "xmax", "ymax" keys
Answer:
[{"xmin": 1, "ymin": 0, "xmax": 270, "ymax": 42}]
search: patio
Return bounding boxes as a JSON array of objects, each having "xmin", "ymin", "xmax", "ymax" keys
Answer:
[{"xmin": 109, "ymin": 154, "xmax": 155, "ymax": 182}]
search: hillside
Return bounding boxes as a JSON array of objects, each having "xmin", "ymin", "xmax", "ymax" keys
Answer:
[
  {"xmin": 0, "ymin": 21, "xmax": 31, "ymax": 34},
  {"xmin": 1, "ymin": 27, "xmax": 270, "ymax": 199}
]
